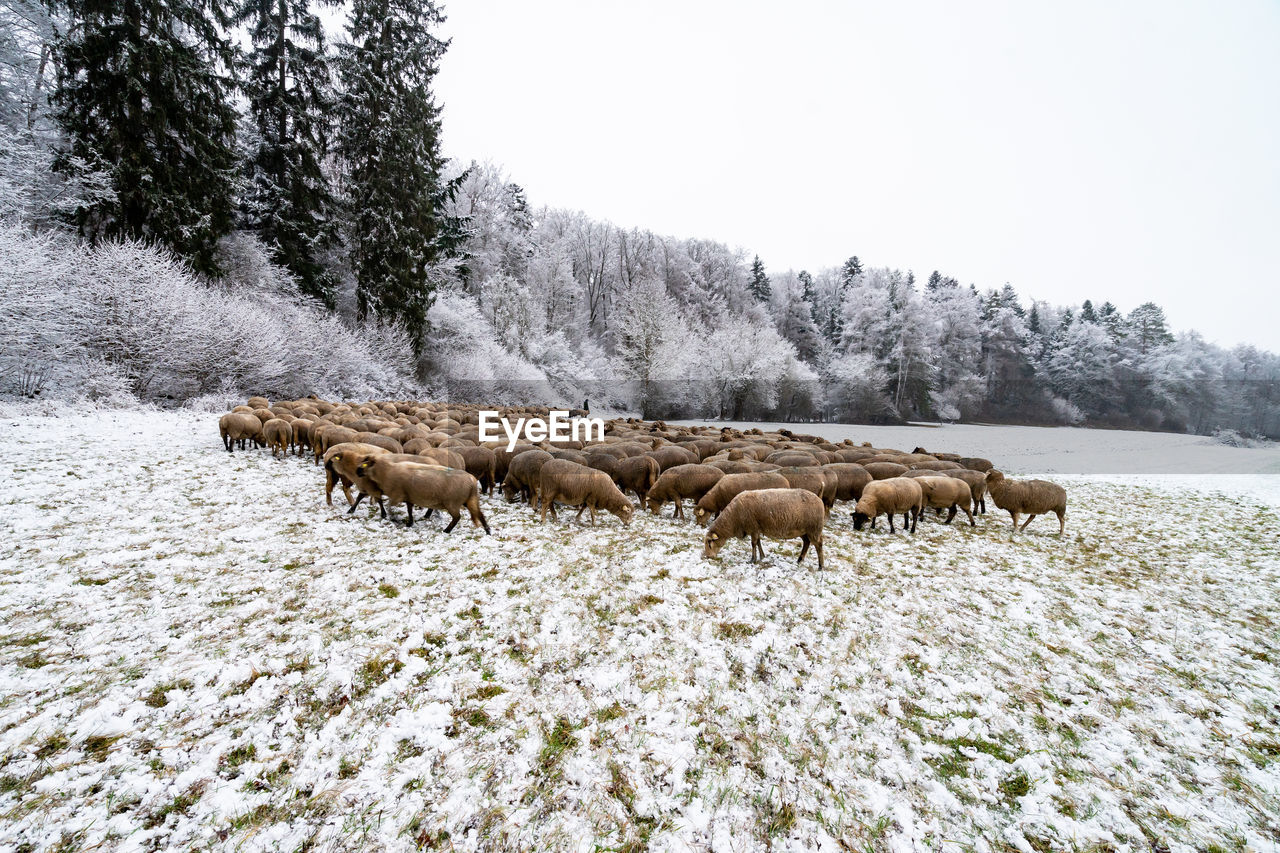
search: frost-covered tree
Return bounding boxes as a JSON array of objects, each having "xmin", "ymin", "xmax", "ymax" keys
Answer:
[
  {"xmin": 769, "ymin": 270, "xmax": 822, "ymax": 362},
  {"xmin": 1128, "ymin": 301, "xmax": 1174, "ymax": 354},
  {"xmin": 233, "ymin": 0, "xmax": 339, "ymax": 304},
  {"xmin": 53, "ymin": 0, "xmax": 239, "ymax": 274},
  {"xmin": 748, "ymin": 255, "xmax": 771, "ymax": 302},
  {"xmin": 611, "ymin": 277, "xmax": 694, "ymax": 418},
  {"xmin": 336, "ymin": 0, "xmax": 462, "ymax": 348}
]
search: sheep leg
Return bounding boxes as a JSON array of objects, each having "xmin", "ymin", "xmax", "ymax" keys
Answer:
[
  {"xmin": 674, "ymin": 501, "xmax": 683, "ymax": 520},
  {"xmin": 405, "ymin": 503, "xmax": 414, "ymax": 527},
  {"xmin": 887, "ymin": 514, "xmax": 895, "ymax": 534},
  {"xmin": 424, "ymin": 508, "xmax": 434, "ymax": 519},
  {"xmin": 474, "ymin": 508, "xmax": 491, "ymax": 535},
  {"xmin": 589, "ymin": 505, "xmax": 597, "ymax": 526},
  {"xmin": 945, "ymin": 505, "xmax": 957, "ymax": 525},
  {"xmin": 539, "ymin": 494, "xmax": 551, "ymax": 523},
  {"xmin": 574, "ymin": 505, "xmax": 587, "ymax": 522},
  {"xmin": 1056, "ymin": 510, "xmax": 1065, "ymax": 534},
  {"xmin": 1009, "ymin": 510, "xmax": 1020, "ymax": 531},
  {"xmin": 909, "ymin": 508, "xmax": 918, "ymax": 534},
  {"xmin": 377, "ymin": 497, "xmax": 386, "ymax": 519},
  {"xmin": 750, "ymin": 534, "xmax": 761, "ymax": 563},
  {"xmin": 348, "ymin": 493, "xmax": 365, "ymax": 514},
  {"xmin": 444, "ymin": 512, "xmax": 461, "ymax": 533},
  {"xmin": 815, "ymin": 538, "xmax": 824, "ymax": 570},
  {"xmin": 798, "ymin": 535, "xmax": 811, "ymax": 565},
  {"xmin": 1020, "ymin": 514, "xmax": 1037, "ymax": 531},
  {"xmin": 962, "ymin": 505, "xmax": 975, "ymax": 526}
]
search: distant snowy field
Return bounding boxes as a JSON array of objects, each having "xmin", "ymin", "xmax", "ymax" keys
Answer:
[{"xmin": 1, "ymin": 410, "xmax": 1279, "ymax": 852}]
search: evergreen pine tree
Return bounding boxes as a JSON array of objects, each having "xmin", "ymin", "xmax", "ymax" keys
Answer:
[
  {"xmin": 1080, "ymin": 299, "xmax": 1098, "ymax": 323},
  {"xmin": 1128, "ymin": 302, "xmax": 1174, "ymax": 354},
  {"xmin": 336, "ymin": 0, "xmax": 462, "ymax": 348},
  {"xmin": 841, "ymin": 255, "xmax": 862, "ymax": 284},
  {"xmin": 53, "ymin": 0, "xmax": 238, "ymax": 274},
  {"xmin": 748, "ymin": 255, "xmax": 771, "ymax": 301},
  {"xmin": 233, "ymin": 0, "xmax": 339, "ymax": 304}
]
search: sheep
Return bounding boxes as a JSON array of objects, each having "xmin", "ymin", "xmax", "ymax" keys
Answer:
[
  {"xmin": 821, "ymin": 463, "xmax": 873, "ymax": 503},
  {"xmin": 646, "ymin": 445, "xmax": 699, "ymax": 472},
  {"xmin": 219, "ymin": 412, "xmax": 263, "ymax": 452},
  {"xmin": 354, "ymin": 431, "xmax": 403, "ymax": 454},
  {"xmin": 945, "ymin": 469, "xmax": 988, "ymax": 514},
  {"xmin": 705, "ymin": 459, "xmax": 760, "ymax": 475},
  {"xmin": 774, "ymin": 466, "xmax": 838, "ymax": 511},
  {"xmin": 454, "ymin": 446, "xmax": 498, "ymax": 495},
  {"xmin": 262, "ymin": 418, "xmax": 293, "ymax": 458},
  {"xmin": 645, "ymin": 464, "xmax": 725, "ymax": 519},
  {"xmin": 763, "ymin": 450, "xmax": 819, "ymax": 467},
  {"xmin": 985, "ymin": 471, "xmax": 1067, "ymax": 534},
  {"xmin": 851, "ymin": 477, "xmax": 924, "ymax": 533},
  {"xmin": 503, "ymin": 449, "xmax": 553, "ymax": 504},
  {"xmin": 909, "ymin": 460, "xmax": 962, "ymax": 472},
  {"xmin": 693, "ymin": 471, "xmax": 791, "ymax": 527},
  {"xmin": 355, "ymin": 455, "xmax": 490, "ymax": 534},
  {"xmin": 913, "ymin": 476, "xmax": 975, "ymax": 526},
  {"xmin": 323, "ymin": 442, "xmax": 390, "ymax": 511},
  {"xmin": 615, "ymin": 454, "xmax": 661, "ymax": 502},
  {"xmin": 312, "ymin": 424, "xmax": 358, "ymax": 464},
  {"xmin": 415, "ymin": 447, "xmax": 467, "ymax": 469},
  {"xmin": 703, "ymin": 488, "xmax": 825, "ymax": 569},
  {"xmin": 537, "ymin": 459, "xmax": 634, "ymax": 526},
  {"xmin": 959, "ymin": 457, "xmax": 994, "ymax": 473},
  {"xmin": 863, "ymin": 461, "xmax": 909, "ymax": 480}
]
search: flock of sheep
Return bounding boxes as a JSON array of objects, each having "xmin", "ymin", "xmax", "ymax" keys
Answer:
[{"xmin": 218, "ymin": 398, "xmax": 1069, "ymax": 569}]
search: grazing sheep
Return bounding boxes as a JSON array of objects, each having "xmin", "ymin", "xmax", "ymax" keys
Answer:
[
  {"xmin": 454, "ymin": 446, "xmax": 498, "ymax": 495},
  {"xmin": 985, "ymin": 471, "xmax": 1067, "ymax": 534},
  {"xmin": 959, "ymin": 457, "xmax": 994, "ymax": 473},
  {"xmin": 852, "ymin": 477, "xmax": 924, "ymax": 534},
  {"xmin": 914, "ymin": 476, "xmax": 975, "ymax": 526},
  {"xmin": 645, "ymin": 464, "xmax": 725, "ymax": 519},
  {"xmin": 703, "ymin": 488, "xmax": 825, "ymax": 569},
  {"xmin": 615, "ymin": 454, "xmax": 661, "ymax": 502},
  {"xmin": 219, "ymin": 412, "xmax": 263, "ymax": 452},
  {"xmin": 693, "ymin": 471, "xmax": 791, "ymax": 527},
  {"xmin": 355, "ymin": 456, "xmax": 490, "ymax": 533},
  {"xmin": 774, "ymin": 466, "xmax": 838, "ymax": 511},
  {"xmin": 821, "ymin": 463, "xmax": 873, "ymax": 503},
  {"xmin": 503, "ymin": 449, "xmax": 554, "ymax": 504},
  {"xmin": 945, "ymin": 469, "xmax": 988, "ymax": 514},
  {"xmin": 312, "ymin": 424, "xmax": 358, "ymax": 464},
  {"xmin": 537, "ymin": 459, "xmax": 634, "ymax": 526},
  {"xmin": 354, "ymin": 431, "xmax": 403, "ymax": 454},
  {"xmin": 646, "ymin": 445, "xmax": 699, "ymax": 472},
  {"xmin": 415, "ymin": 447, "xmax": 467, "ymax": 470},
  {"xmin": 863, "ymin": 461, "xmax": 909, "ymax": 480},
  {"xmin": 262, "ymin": 418, "xmax": 293, "ymax": 458}
]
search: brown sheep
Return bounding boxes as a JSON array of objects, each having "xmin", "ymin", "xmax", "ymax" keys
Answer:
[
  {"xmin": 763, "ymin": 451, "xmax": 819, "ymax": 467},
  {"xmin": 454, "ymin": 446, "xmax": 498, "ymax": 495},
  {"xmin": 537, "ymin": 459, "xmax": 634, "ymax": 526},
  {"xmin": 863, "ymin": 461, "xmax": 909, "ymax": 480},
  {"xmin": 493, "ymin": 444, "xmax": 537, "ymax": 486},
  {"xmin": 705, "ymin": 459, "xmax": 759, "ymax": 475},
  {"xmin": 219, "ymin": 412, "xmax": 263, "ymax": 452},
  {"xmin": 355, "ymin": 431, "xmax": 403, "ymax": 454},
  {"xmin": 645, "ymin": 464, "xmax": 725, "ymax": 519},
  {"xmin": 646, "ymin": 445, "xmax": 699, "ymax": 472},
  {"xmin": 914, "ymin": 476, "xmax": 976, "ymax": 526},
  {"xmin": 852, "ymin": 478, "xmax": 924, "ymax": 534},
  {"xmin": 774, "ymin": 466, "xmax": 838, "ymax": 511},
  {"xmin": 355, "ymin": 456, "xmax": 490, "ymax": 534},
  {"xmin": 323, "ymin": 442, "xmax": 390, "ymax": 512},
  {"xmin": 262, "ymin": 418, "xmax": 293, "ymax": 458},
  {"xmin": 703, "ymin": 488, "xmax": 825, "ymax": 569},
  {"xmin": 959, "ymin": 457, "xmax": 994, "ymax": 473},
  {"xmin": 821, "ymin": 463, "xmax": 873, "ymax": 503},
  {"xmin": 503, "ymin": 449, "xmax": 553, "ymax": 504},
  {"xmin": 909, "ymin": 460, "xmax": 962, "ymax": 472},
  {"xmin": 693, "ymin": 471, "xmax": 791, "ymax": 527},
  {"xmin": 415, "ymin": 447, "xmax": 467, "ymax": 469},
  {"xmin": 945, "ymin": 469, "xmax": 988, "ymax": 514},
  {"xmin": 615, "ymin": 455, "xmax": 661, "ymax": 502},
  {"xmin": 985, "ymin": 471, "xmax": 1067, "ymax": 534},
  {"xmin": 312, "ymin": 424, "xmax": 358, "ymax": 464}
]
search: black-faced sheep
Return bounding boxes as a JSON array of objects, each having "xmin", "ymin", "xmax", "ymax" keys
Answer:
[
  {"xmin": 703, "ymin": 488, "xmax": 825, "ymax": 569},
  {"xmin": 852, "ymin": 477, "xmax": 924, "ymax": 533},
  {"xmin": 985, "ymin": 471, "xmax": 1067, "ymax": 534}
]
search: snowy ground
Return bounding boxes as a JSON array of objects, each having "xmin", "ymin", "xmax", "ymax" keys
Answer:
[{"xmin": 1, "ymin": 411, "xmax": 1279, "ymax": 852}]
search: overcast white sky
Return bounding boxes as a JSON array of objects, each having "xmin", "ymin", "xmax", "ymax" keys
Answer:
[{"xmin": 431, "ymin": 0, "xmax": 1280, "ymax": 351}]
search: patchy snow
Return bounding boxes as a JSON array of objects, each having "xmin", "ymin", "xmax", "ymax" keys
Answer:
[{"xmin": 1, "ymin": 410, "xmax": 1279, "ymax": 852}]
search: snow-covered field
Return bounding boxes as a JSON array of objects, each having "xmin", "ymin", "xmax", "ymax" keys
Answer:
[{"xmin": 2, "ymin": 411, "xmax": 1279, "ymax": 852}]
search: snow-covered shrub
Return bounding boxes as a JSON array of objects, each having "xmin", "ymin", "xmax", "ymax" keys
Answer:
[
  {"xmin": 0, "ymin": 224, "xmax": 416, "ymax": 404},
  {"xmin": 824, "ymin": 352, "xmax": 895, "ymax": 423},
  {"xmin": 1048, "ymin": 396, "xmax": 1086, "ymax": 426}
]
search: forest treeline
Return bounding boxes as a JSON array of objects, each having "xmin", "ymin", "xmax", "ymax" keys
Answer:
[{"xmin": 1, "ymin": 0, "xmax": 1276, "ymax": 437}]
